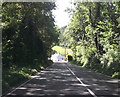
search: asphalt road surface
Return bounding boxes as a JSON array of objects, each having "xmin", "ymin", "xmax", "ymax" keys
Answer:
[{"xmin": 4, "ymin": 62, "xmax": 120, "ymax": 97}]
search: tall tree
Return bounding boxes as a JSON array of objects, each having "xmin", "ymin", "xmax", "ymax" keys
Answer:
[
  {"xmin": 64, "ymin": 2, "xmax": 120, "ymax": 78},
  {"xmin": 2, "ymin": 2, "xmax": 59, "ymax": 67}
]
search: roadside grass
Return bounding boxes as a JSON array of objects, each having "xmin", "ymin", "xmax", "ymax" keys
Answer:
[
  {"xmin": 2, "ymin": 60, "xmax": 53, "ymax": 94},
  {"xmin": 70, "ymin": 60, "xmax": 120, "ymax": 79},
  {"xmin": 52, "ymin": 46, "xmax": 72, "ymax": 55}
]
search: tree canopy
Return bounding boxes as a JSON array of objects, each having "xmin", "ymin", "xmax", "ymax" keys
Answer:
[
  {"xmin": 64, "ymin": 2, "xmax": 120, "ymax": 78},
  {"xmin": 2, "ymin": 2, "xmax": 59, "ymax": 67}
]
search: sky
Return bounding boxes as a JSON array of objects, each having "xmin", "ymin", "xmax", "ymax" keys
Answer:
[{"xmin": 52, "ymin": 0, "xmax": 74, "ymax": 28}]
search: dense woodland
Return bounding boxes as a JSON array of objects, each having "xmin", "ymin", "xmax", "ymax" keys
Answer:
[
  {"xmin": 63, "ymin": 2, "xmax": 120, "ymax": 78},
  {"xmin": 1, "ymin": 1, "xmax": 120, "ymax": 94},
  {"xmin": 2, "ymin": 2, "xmax": 59, "ymax": 92},
  {"xmin": 2, "ymin": 2, "xmax": 59, "ymax": 67}
]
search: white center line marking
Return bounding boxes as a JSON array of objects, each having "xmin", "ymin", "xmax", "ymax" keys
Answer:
[{"xmin": 67, "ymin": 65, "xmax": 97, "ymax": 97}]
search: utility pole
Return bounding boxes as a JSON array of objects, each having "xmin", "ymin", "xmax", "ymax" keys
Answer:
[
  {"xmin": 65, "ymin": 45, "xmax": 66, "ymax": 60},
  {"xmin": 64, "ymin": 42, "xmax": 66, "ymax": 61}
]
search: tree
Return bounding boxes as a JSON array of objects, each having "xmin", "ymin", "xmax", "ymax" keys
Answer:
[
  {"xmin": 2, "ymin": 2, "xmax": 59, "ymax": 67},
  {"xmin": 64, "ymin": 2, "xmax": 120, "ymax": 78}
]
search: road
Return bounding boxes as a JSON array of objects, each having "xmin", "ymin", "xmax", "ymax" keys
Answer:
[{"xmin": 4, "ymin": 62, "xmax": 119, "ymax": 97}]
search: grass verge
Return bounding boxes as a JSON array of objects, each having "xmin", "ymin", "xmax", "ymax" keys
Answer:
[
  {"xmin": 2, "ymin": 60, "xmax": 53, "ymax": 95},
  {"xmin": 52, "ymin": 46, "xmax": 72, "ymax": 55},
  {"xmin": 70, "ymin": 60, "xmax": 120, "ymax": 79}
]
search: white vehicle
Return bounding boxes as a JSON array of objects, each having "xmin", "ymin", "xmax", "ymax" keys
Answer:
[{"xmin": 51, "ymin": 53, "xmax": 64, "ymax": 62}]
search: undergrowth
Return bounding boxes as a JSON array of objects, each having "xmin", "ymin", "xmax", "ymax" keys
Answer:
[
  {"xmin": 70, "ymin": 60, "xmax": 120, "ymax": 79},
  {"xmin": 2, "ymin": 60, "xmax": 53, "ymax": 94}
]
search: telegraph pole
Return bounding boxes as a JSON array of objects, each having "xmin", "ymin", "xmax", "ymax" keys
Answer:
[{"xmin": 64, "ymin": 42, "xmax": 67, "ymax": 61}]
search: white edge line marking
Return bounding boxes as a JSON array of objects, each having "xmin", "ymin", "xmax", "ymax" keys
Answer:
[
  {"xmin": 67, "ymin": 66, "xmax": 97, "ymax": 97},
  {"xmin": 6, "ymin": 65, "xmax": 52, "ymax": 96},
  {"xmin": 7, "ymin": 78, "xmax": 32, "ymax": 95}
]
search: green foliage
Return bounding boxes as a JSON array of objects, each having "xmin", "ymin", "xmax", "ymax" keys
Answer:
[
  {"xmin": 2, "ymin": 63, "xmax": 49, "ymax": 93},
  {"xmin": 2, "ymin": 2, "xmax": 58, "ymax": 67},
  {"xmin": 52, "ymin": 46, "xmax": 72, "ymax": 55},
  {"xmin": 64, "ymin": 2, "xmax": 120, "ymax": 79},
  {"xmin": 112, "ymin": 72, "xmax": 120, "ymax": 79},
  {"xmin": 2, "ymin": 2, "xmax": 58, "ymax": 93},
  {"xmin": 66, "ymin": 53, "xmax": 73, "ymax": 61}
]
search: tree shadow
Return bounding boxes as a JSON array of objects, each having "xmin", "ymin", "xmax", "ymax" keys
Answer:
[
  {"xmin": 3, "ymin": 63, "xmax": 120, "ymax": 97},
  {"xmin": 67, "ymin": 63, "xmax": 119, "ymax": 96}
]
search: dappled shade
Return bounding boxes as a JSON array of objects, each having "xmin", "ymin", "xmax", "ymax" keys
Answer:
[{"xmin": 6, "ymin": 63, "xmax": 119, "ymax": 97}]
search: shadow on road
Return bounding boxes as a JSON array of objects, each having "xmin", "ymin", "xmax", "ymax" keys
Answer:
[{"xmin": 3, "ymin": 63, "xmax": 120, "ymax": 97}]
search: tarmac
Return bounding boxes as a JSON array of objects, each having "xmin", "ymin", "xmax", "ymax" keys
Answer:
[{"xmin": 4, "ymin": 62, "xmax": 120, "ymax": 97}]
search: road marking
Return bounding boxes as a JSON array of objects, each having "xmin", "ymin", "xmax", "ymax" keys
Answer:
[
  {"xmin": 66, "ymin": 65, "xmax": 97, "ymax": 97},
  {"xmin": 6, "ymin": 65, "xmax": 52, "ymax": 96},
  {"xmin": 7, "ymin": 76, "xmax": 34, "ymax": 96},
  {"xmin": 6, "ymin": 63, "xmax": 97, "ymax": 97}
]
